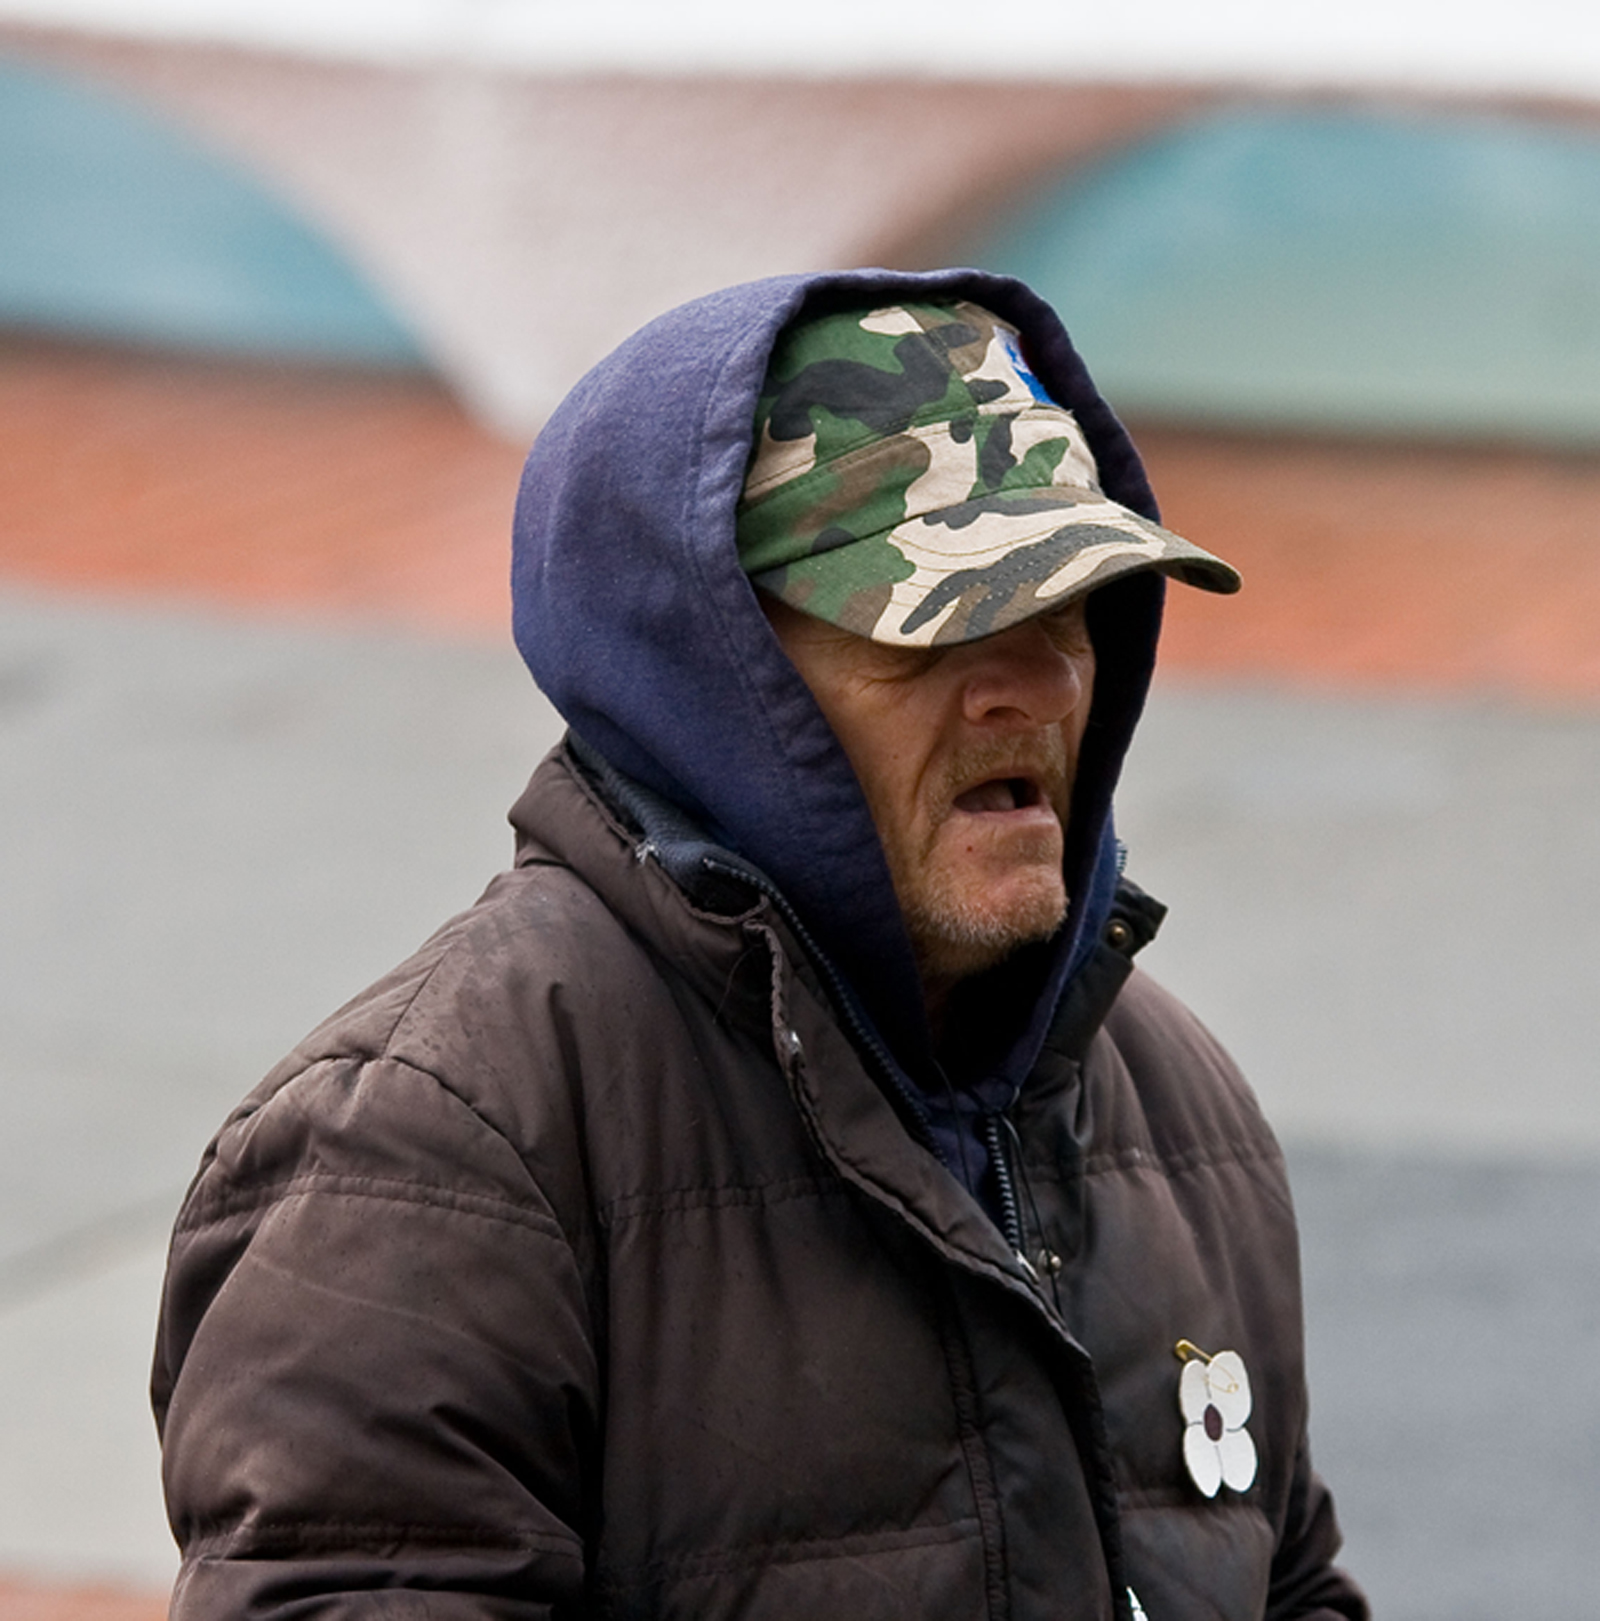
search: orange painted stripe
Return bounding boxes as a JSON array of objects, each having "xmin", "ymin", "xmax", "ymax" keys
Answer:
[
  {"xmin": 1139, "ymin": 425, "xmax": 1600, "ymax": 703},
  {"xmin": 0, "ymin": 1578, "xmax": 165, "ymax": 1621},
  {"xmin": 0, "ymin": 334, "xmax": 523, "ymax": 636},
  {"xmin": 5, "ymin": 335, "xmax": 1600, "ymax": 701}
]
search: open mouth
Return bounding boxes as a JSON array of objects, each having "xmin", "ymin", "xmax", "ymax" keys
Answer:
[{"xmin": 952, "ymin": 776, "xmax": 1046, "ymax": 815}]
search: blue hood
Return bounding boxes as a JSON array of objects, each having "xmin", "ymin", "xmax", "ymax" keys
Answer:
[{"xmin": 512, "ymin": 268, "xmax": 1165, "ymax": 1127}]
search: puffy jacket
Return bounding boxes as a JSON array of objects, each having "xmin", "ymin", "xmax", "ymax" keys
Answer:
[{"xmin": 152, "ymin": 743, "xmax": 1367, "ymax": 1620}]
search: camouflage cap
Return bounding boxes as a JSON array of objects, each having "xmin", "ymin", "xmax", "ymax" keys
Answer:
[{"xmin": 737, "ymin": 300, "xmax": 1240, "ymax": 646}]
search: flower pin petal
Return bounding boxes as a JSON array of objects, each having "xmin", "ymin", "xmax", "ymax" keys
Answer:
[
  {"xmin": 1217, "ymin": 1423, "xmax": 1259, "ymax": 1493},
  {"xmin": 1182, "ymin": 1419, "xmax": 1226, "ymax": 1497},
  {"xmin": 1177, "ymin": 1356, "xmax": 1212, "ymax": 1424},
  {"xmin": 1174, "ymin": 1340, "xmax": 1259, "ymax": 1497},
  {"xmin": 1205, "ymin": 1349, "xmax": 1253, "ymax": 1429}
]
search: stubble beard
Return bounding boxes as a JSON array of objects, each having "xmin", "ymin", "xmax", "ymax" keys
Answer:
[{"xmin": 899, "ymin": 862, "xmax": 1068, "ymax": 988}]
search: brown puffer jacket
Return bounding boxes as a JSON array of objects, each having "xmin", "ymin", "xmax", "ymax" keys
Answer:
[{"xmin": 153, "ymin": 746, "xmax": 1367, "ymax": 1621}]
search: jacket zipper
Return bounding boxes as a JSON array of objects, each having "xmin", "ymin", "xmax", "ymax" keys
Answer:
[
  {"xmin": 983, "ymin": 1112, "xmax": 1031, "ymax": 1270},
  {"xmin": 702, "ymin": 846, "xmax": 1059, "ymax": 1288},
  {"xmin": 711, "ymin": 836, "xmax": 1042, "ymax": 1259}
]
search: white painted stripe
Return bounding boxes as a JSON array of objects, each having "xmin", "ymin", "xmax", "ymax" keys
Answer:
[{"xmin": 0, "ymin": 0, "xmax": 1597, "ymax": 96}]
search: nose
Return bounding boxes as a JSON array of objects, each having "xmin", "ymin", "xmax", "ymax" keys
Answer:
[{"xmin": 957, "ymin": 617, "xmax": 1094, "ymax": 730}]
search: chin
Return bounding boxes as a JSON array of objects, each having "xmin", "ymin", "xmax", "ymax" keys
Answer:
[{"xmin": 903, "ymin": 868, "xmax": 1068, "ymax": 984}]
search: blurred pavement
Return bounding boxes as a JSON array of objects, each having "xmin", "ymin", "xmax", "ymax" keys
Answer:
[{"xmin": 2, "ymin": 577, "xmax": 1598, "ymax": 1619}]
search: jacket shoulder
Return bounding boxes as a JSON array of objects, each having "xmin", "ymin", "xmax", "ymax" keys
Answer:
[
  {"xmin": 1096, "ymin": 966, "xmax": 1284, "ymax": 1171},
  {"xmin": 212, "ymin": 851, "xmax": 672, "ymax": 1177},
  {"xmin": 289, "ymin": 855, "xmax": 645, "ymax": 1080}
]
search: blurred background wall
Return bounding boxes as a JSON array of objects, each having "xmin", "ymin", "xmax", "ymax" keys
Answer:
[{"xmin": 1, "ymin": 4, "xmax": 1598, "ymax": 1618}]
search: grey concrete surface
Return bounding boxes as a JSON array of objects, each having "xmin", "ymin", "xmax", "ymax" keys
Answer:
[
  {"xmin": 2, "ymin": 581, "xmax": 1598, "ymax": 1612},
  {"xmin": 0, "ymin": 1244, "xmax": 173, "ymax": 1581},
  {"xmin": 1292, "ymin": 1146, "xmax": 1600, "ymax": 1621},
  {"xmin": 0, "ymin": 586, "xmax": 557, "ymax": 1284},
  {"xmin": 1118, "ymin": 684, "xmax": 1600, "ymax": 1156}
]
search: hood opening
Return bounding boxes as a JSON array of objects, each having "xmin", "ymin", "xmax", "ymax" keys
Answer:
[{"xmin": 512, "ymin": 267, "xmax": 1167, "ymax": 1107}]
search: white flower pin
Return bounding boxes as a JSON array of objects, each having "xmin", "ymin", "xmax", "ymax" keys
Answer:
[{"xmin": 1175, "ymin": 1339, "xmax": 1258, "ymax": 1497}]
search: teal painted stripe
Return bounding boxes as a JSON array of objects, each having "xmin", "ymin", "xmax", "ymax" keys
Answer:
[
  {"xmin": 971, "ymin": 106, "xmax": 1600, "ymax": 444},
  {"xmin": 0, "ymin": 57, "xmax": 424, "ymax": 365}
]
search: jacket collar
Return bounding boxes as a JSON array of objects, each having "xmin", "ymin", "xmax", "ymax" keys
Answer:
[{"xmin": 516, "ymin": 736, "xmax": 1164, "ymax": 1143}]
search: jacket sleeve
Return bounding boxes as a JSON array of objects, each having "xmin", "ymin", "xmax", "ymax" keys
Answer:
[
  {"xmin": 1266, "ymin": 1437, "xmax": 1370, "ymax": 1621},
  {"xmin": 151, "ymin": 1051, "xmax": 599, "ymax": 1619}
]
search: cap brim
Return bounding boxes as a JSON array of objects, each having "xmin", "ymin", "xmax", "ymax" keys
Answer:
[{"xmin": 753, "ymin": 493, "xmax": 1240, "ymax": 647}]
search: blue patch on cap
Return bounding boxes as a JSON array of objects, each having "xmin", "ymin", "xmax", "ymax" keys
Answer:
[{"xmin": 997, "ymin": 328, "xmax": 1054, "ymax": 405}]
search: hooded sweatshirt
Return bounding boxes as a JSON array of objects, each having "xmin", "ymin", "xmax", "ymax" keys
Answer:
[
  {"xmin": 153, "ymin": 267, "xmax": 1367, "ymax": 1621},
  {"xmin": 512, "ymin": 268, "xmax": 1167, "ymax": 1201}
]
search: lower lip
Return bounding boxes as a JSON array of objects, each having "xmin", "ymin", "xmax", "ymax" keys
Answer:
[{"xmin": 949, "ymin": 802, "xmax": 1060, "ymax": 829}]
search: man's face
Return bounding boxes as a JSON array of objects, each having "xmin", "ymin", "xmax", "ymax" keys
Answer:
[{"xmin": 765, "ymin": 595, "xmax": 1097, "ymax": 1001}]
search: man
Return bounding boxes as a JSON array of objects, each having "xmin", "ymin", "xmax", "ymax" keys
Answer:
[{"xmin": 153, "ymin": 270, "xmax": 1367, "ymax": 1620}]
